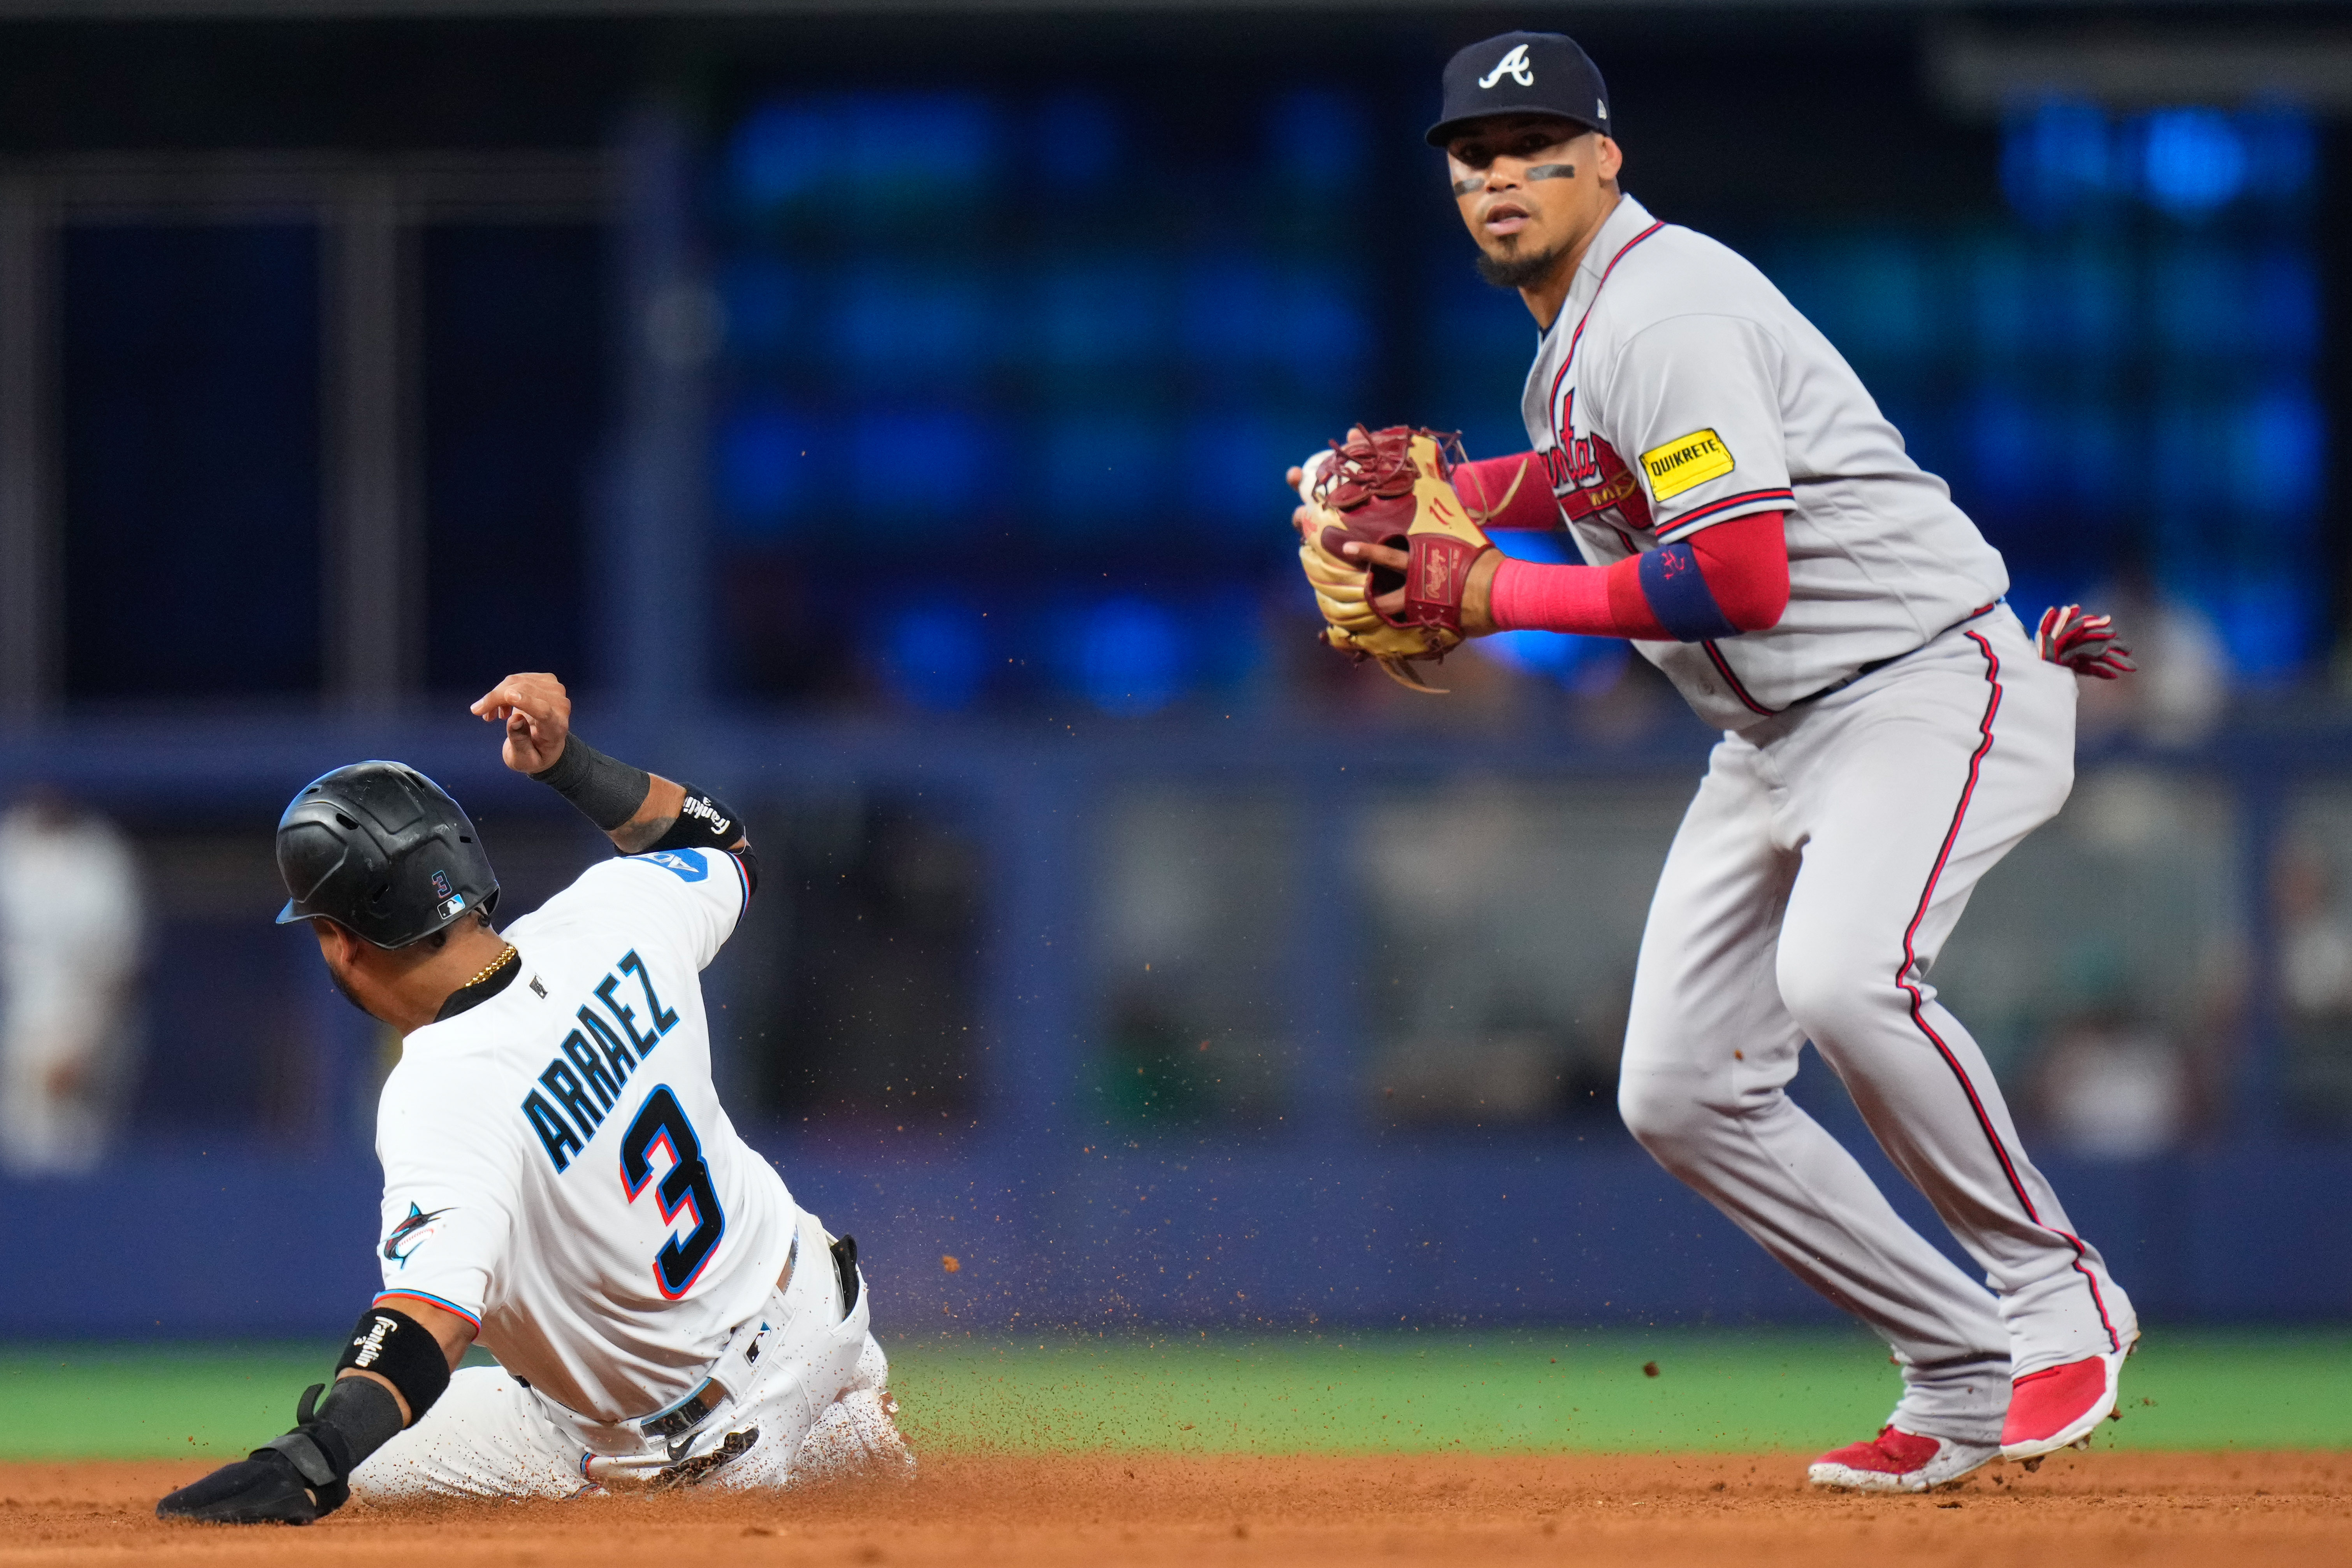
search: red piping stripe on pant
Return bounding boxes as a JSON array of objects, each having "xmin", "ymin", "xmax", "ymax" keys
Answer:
[{"xmin": 1896, "ymin": 629, "xmax": 2122, "ymax": 1354}]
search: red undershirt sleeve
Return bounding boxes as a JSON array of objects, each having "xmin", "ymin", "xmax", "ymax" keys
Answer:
[
  {"xmin": 1452, "ymin": 453, "xmax": 1565, "ymax": 531},
  {"xmin": 1488, "ymin": 511, "xmax": 1790, "ymax": 640}
]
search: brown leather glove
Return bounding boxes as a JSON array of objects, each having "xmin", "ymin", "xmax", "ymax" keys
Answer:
[{"xmin": 1295, "ymin": 425, "xmax": 1498, "ymax": 693}]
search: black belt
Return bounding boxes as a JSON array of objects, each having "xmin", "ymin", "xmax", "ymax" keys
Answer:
[
  {"xmin": 635, "ymin": 1233, "xmax": 861, "ymax": 1452},
  {"xmin": 642, "ymin": 1382, "xmax": 729, "ymax": 1446},
  {"xmin": 1788, "ymin": 601, "xmax": 1999, "ymax": 709}
]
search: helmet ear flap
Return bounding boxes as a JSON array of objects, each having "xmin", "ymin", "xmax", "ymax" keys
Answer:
[{"xmin": 275, "ymin": 822, "xmax": 350, "ymax": 905}]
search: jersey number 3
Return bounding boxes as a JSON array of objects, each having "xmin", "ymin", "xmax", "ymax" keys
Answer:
[{"xmin": 619, "ymin": 1084, "xmax": 726, "ymax": 1299}]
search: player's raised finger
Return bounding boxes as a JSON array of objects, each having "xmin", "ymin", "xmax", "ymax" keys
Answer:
[{"xmin": 470, "ymin": 678, "xmax": 531, "ymax": 721}]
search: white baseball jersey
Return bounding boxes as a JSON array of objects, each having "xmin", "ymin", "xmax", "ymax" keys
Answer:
[
  {"xmin": 370, "ymin": 846, "xmax": 799, "ymax": 1426},
  {"xmin": 1521, "ymin": 193, "xmax": 2009, "ymax": 730}
]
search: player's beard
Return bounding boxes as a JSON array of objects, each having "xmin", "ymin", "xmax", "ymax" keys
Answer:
[
  {"xmin": 324, "ymin": 957, "xmax": 373, "ymax": 1017},
  {"xmin": 1476, "ymin": 235, "xmax": 1573, "ymax": 291}
]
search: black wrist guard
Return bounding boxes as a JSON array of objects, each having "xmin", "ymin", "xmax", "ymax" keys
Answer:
[
  {"xmin": 646, "ymin": 786, "xmax": 745, "ymax": 852},
  {"xmin": 251, "ymin": 1375, "xmax": 404, "ymax": 1513},
  {"xmin": 335, "ymin": 1305, "xmax": 451, "ymax": 1426},
  {"xmin": 531, "ymin": 735, "xmax": 652, "ymax": 832}
]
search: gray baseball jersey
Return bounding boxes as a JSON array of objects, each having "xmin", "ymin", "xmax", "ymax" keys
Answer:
[{"xmin": 1521, "ymin": 193, "xmax": 2009, "ymax": 730}]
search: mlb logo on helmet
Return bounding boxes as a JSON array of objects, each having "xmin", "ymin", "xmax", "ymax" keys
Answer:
[{"xmin": 1426, "ymin": 31, "xmax": 1612, "ymax": 147}]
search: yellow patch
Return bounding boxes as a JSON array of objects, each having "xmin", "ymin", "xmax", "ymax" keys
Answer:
[{"xmin": 1639, "ymin": 428, "xmax": 1734, "ymax": 500}]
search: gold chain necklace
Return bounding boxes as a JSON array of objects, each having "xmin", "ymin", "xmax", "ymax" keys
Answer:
[{"xmin": 465, "ymin": 944, "xmax": 519, "ymax": 989}]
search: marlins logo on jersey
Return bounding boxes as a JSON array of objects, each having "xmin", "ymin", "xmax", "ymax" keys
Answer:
[{"xmin": 382, "ymin": 1202, "xmax": 450, "ymax": 1267}]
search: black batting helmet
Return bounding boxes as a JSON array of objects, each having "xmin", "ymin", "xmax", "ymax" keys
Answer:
[{"xmin": 274, "ymin": 761, "xmax": 499, "ymax": 949}]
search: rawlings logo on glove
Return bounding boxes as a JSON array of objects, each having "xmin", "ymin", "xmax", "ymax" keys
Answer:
[
  {"xmin": 2036, "ymin": 604, "xmax": 2135, "ymax": 680},
  {"xmin": 1295, "ymin": 425, "xmax": 1500, "ymax": 694}
]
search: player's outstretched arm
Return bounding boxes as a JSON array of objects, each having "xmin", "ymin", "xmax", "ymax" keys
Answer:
[
  {"xmin": 1329, "ymin": 510, "xmax": 1790, "ymax": 643},
  {"xmin": 156, "ymin": 1297, "xmax": 472, "ymax": 1526},
  {"xmin": 471, "ymin": 673, "xmax": 755, "ymax": 873}
]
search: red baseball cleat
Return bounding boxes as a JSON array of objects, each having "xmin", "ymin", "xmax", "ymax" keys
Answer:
[
  {"xmin": 1999, "ymin": 1342, "xmax": 2134, "ymax": 1461},
  {"xmin": 1807, "ymin": 1426, "xmax": 1998, "ymax": 1492}
]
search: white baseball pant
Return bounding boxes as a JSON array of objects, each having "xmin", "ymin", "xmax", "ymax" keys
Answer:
[
  {"xmin": 1618, "ymin": 605, "xmax": 2136, "ymax": 1446},
  {"xmin": 352, "ymin": 1214, "xmax": 910, "ymax": 1501}
]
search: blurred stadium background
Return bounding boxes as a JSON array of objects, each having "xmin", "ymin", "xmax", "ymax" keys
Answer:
[{"xmin": 0, "ymin": 0, "xmax": 2350, "ymax": 1359}]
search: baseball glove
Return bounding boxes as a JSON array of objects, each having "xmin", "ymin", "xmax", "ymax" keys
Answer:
[
  {"xmin": 1296, "ymin": 425, "xmax": 1500, "ymax": 694},
  {"xmin": 2037, "ymin": 603, "xmax": 2135, "ymax": 680}
]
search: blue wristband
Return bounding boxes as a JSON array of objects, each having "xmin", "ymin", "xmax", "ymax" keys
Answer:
[{"xmin": 1637, "ymin": 541, "xmax": 1740, "ymax": 643}]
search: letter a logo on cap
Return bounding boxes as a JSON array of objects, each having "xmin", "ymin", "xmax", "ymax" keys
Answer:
[{"xmin": 1478, "ymin": 43, "xmax": 1534, "ymax": 90}]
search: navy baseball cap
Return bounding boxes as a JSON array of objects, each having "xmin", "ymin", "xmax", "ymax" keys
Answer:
[{"xmin": 1426, "ymin": 32, "xmax": 1612, "ymax": 148}]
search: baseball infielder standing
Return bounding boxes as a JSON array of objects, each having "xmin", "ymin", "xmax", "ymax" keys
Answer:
[
  {"xmin": 160, "ymin": 674, "xmax": 907, "ymax": 1523},
  {"xmin": 1293, "ymin": 33, "xmax": 2138, "ymax": 1491}
]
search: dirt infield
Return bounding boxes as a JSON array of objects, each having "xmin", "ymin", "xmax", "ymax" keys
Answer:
[{"xmin": 5, "ymin": 1452, "xmax": 2347, "ymax": 1567}]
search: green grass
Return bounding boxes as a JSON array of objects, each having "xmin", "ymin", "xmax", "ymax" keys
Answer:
[
  {"xmin": 881, "ymin": 1327, "xmax": 2352, "ymax": 1455},
  {"xmin": 5, "ymin": 1328, "xmax": 2348, "ymax": 1460}
]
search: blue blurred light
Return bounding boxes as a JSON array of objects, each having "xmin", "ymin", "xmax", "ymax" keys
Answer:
[
  {"xmin": 2048, "ymin": 244, "xmax": 2128, "ymax": 362},
  {"xmin": 1183, "ymin": 416, "xmax": 1281, "ymax": 527},
  {"xmin": 1193, "ymin": 590, "xmax": 1269, "ymax": 696},
  {"xmin": 1179, "ymin": 255, "xmax": 1272, "ymax": 368},
  {"xmin": 850, "ymin": 94, "xmax": 1000, "ymax": 191},
  {"xmin": 728, "ymin": 101, "xmax": 832, "ymax": 212},
  {"xmin": 1036, "ymin": 93, "xmax": 1119, "ymax": 187},
  {"xmin": 1079, "ymin": 597, "xmax": 1184, "ymax": 715},
  {"xmin": 726, "ymin": 94, "xmax": 1002, "ymax": 218},
  {"xmin": 2001, "ymin": 99, "xmax": 2112, "ymax": 225},
  {"xmin": 1488, "ymin": 529, "xmax": 1577, "ymax": 564},
  {"xmin": 2207, "ymin": 571, "xmax": 2315, "ymax": 686},
  {"xmin": 879, "ymin": 602, "xmax": 987, "ymax": 711},
  {"xmin": 835, "ymin": 268, "xmax": 994, "ymax": 384},
  {"xmin": 2249, "ymin": 248, "xmax": 2320, "ymax": 360},
  {"xmin": 2140, "ymin": 109, "xmax": 2246, "ymax": 219},
  {"xmin": 1042, "ymin": 414, "xmax": 1163, "ymax": 532},
  {"xmin": 2055, "ymin": 404, "xmax": 2126, "ymax": 515},
  {"xmin": 852, "ymin": 409, "xmax": 989, "ymax": 522},
  {"xmin": 1963, "ymin": 390, "xmax": 2040, "ymax": 508},
  {"xmin": 2233, "ymin": 387, "xmax": 2324, "ymax": 521},
  {"xmin": 1823, "ymin": 238, "xmax": 1932, "ymax": 362},
  {"xmin": 719, "ymin": 258, "xmax": 796, "ymax": 358},
  {"xmin": 2238, "ymin": 106, "xmax": 2317, "ymax": 202},
  {"xmin": 1039, "ymin": 259, "xmax": 1166, "ymax": 369},
  {"xmin": 716, "ymin": 401, "xmax": 815, "ymax": 534},
  {"xmin": 1268, "ymin": 90, "xmax": 1367, "ymax": 188},
  {"xmin": 1964, "ymin": 238, "xmax": 2030, "ymax": 362},
  {"xmin": 2152, "ymin": 242, "xmax": 2238, "ymax": 356},
  {"xmin": 1478, "ymin": 630, "xmax": 1627, "ymax": 695},
  {"xmin": 1273, "ymin": 268, "xmax": 1367, "ymax": 380},
  {"xmin": 1479, "ymin": 629, "xmax": 1571, "ymax": 674}
]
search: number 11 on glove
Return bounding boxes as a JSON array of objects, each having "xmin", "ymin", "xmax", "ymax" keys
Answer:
[{"xmin": 1295, "ymin": 425, "xmax": 1498, "ymax": 693}]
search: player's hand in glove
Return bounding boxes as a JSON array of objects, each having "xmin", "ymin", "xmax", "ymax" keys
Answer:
[
  {"xmin": 2036, "ymin": 603, "xmax": 2135, "ymax": 680},
  {"xmin": 158, "ymin": 1374, "xmax": 405, "ymax": 1526},
  {"xmin": 1288, "ymin": 425, "xmax": 1500, "ymax": 694},
  {"xmin": 156, "ymin": 1445, "xmax": 346, "ymax": 1526}
]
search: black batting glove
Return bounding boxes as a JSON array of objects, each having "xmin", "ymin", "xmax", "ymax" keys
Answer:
[
  {"xmin": 155, "ymin": 1447, "xmax": 347, "ymax": 1525},
  {"xmin": 156, "ymin": 1383, "xmax": 357, "ymax": 1525}
]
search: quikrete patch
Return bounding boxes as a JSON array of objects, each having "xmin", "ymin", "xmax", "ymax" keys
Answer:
[{"xmin": 1640, "ymin": 428, "xmax": 1734, "ymax": 500}]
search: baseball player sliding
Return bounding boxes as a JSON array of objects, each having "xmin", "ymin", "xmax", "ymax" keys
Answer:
[
  {"xmin": 158, "ymin": 674, "xmax": 908, "ymax": 1524},
  {"xmin": 1293, "ymin": 32, "xmax": 2139, "ymax": 1492}
]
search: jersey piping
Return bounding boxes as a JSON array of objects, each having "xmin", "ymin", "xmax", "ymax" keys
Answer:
[
  {"xmin": 1655, "ymin": 486, "xmax": 1797, "ymax": 544},
  {"xmin": 1544, "ymin": 218, "xmax": 1667, "ymax": 435},
  {"xmin": 1701, "ymin": 642, "xmax": 1777, "ymax": 717},
  {"xmin": 372, "ymin": 1288, "xmax": 483, "ymax": 1331}
]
